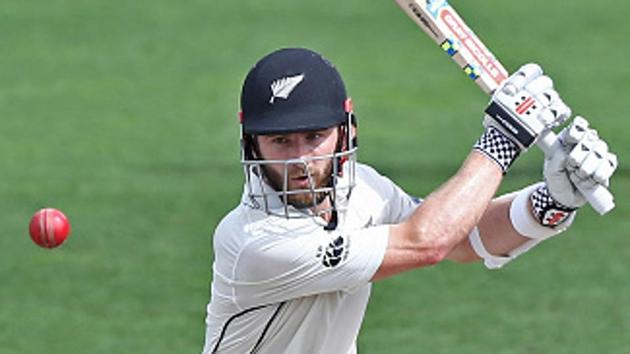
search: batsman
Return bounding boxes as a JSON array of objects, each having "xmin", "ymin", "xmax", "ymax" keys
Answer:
[{"xmin": 201, "ymin": 48, "xmax": 618, "ymax": 353}]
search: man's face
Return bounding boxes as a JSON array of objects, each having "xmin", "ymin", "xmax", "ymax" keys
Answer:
[{"xmin": 255, "ymin": 127, "xmax": 339, "ymax": 209}]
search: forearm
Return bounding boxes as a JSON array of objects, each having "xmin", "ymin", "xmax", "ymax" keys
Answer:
[
  {"xmin": 447, "ymin": 194, "xmax": 530, "ymax": 263},
  {"xmin": 448, "ymin": 182, "xmax": 580, "ymax": 268},
  {"xmin": 401, "ymin": 151, "xmax": 503, "ymax": 259},
  {"xmin": 375, "ymin": 151, "xmax": 504, "ymax": 280}
]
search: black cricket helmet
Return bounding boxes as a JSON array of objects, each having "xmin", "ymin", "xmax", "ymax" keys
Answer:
[{"xmin": 238, "ymin": 48, "xmax": 357, "ymax": 223}]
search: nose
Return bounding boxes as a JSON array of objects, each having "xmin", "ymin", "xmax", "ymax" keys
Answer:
[{"xmin": 288, "ymin": 137, "xmax": 313, "ymax": 160}]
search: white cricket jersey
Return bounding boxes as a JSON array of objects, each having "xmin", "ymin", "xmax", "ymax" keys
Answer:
[{"xmin": 202, "ymin": 163, "xmax": 419, "ymax": 354}]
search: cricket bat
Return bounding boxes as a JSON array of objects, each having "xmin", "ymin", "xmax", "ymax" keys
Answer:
[{"xmin": 394, "ymin": 0, "xmax": 614, "ymax": 215}]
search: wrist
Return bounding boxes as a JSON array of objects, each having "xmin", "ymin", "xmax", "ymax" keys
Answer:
[
  {"xmin": 473, "ymin": 126, "xmax": 521, "ymax": 173},
  {"xmin": 484, "ymin": 98, "xmax": 541, "ymax": 150},
  {"xmin": 530, "ymin": 183, "xmax": 577, "ymax": 227},
  {"xmin": 510, "ymin": 182, "xmax": 575, "ymax": 239}
]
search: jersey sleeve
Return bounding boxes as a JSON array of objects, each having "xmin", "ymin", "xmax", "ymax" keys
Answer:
[
  {"xmin": 356, "ymin": 164, "xmax": 422, "ymax": 224},
  {"xmin": 382, "ymin": 182, "xmax": 422, "ymax": 223},
  {"xmin": 230, "ymin": 224, "xmax": 390, "ymax": 309}
]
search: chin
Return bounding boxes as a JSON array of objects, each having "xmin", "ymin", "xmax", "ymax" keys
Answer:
[{"xmin": 287, "ymin": 192, "xmax": 327, "ymax": 210}]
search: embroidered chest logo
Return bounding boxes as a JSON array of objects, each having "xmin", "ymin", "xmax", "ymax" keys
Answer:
[
  {"xmin": 316, "ymin": 235, "xmax": 350, "ymax": 268},
  {"xmin": 269, "ymin": 74, "xmax": 304, "ymax": 104}
]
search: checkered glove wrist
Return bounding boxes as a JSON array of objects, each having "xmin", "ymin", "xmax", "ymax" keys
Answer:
[
  {"xmin": 530, "ymin": 184, "xmax": 577, "ymax": 228},
  {"xmin": 473, "ymin": 126, "xmax": 521, "ymax": 173}
]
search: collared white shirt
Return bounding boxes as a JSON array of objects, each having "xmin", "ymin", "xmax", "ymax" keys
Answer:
[{"xmin": 202, "ymin": 163, "xmax": 419, "ymax": 353}]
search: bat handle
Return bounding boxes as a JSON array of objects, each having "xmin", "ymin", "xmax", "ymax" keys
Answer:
[{"xmin": 536, "ymin": 131, "xmax": 615, "ymax": 215}]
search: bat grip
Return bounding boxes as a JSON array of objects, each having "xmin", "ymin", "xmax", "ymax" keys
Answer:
[{"xmin": 536, "ymin": 130, "xmax": 615, "ymax": 215}]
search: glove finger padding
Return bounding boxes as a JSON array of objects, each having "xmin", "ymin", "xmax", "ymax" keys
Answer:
[
  {"xmin": 535, "ymin": 88, "xmax": 558, "ymax": 107},
  {"xmin": 522, "ymin": 76, "xmax": 569, "ymax": 128},
  {"xmin": 561, "ymin": 116, "xmax": 590, "ymax": 146},
  {"xmin": 523, "ymin": 77, "xmax": 571, "ymax": 129},
  {"xmin": 524, "ymin": 75, "xmax": 553, "ymax": 97},
  {"xmin": 544, "ymin": 145, "xmax": 586, "ymax": 208},
  {"xmin": 568, "ymin": 148, "xmax": 617, "ymax": 190},
  {"xmin": 548, "ymin": 97, "xmax": 571, "ymax": 127},
  {"xmin": 567, "ymin": 128, "xmax": 601, "ymax": 171},
  {"xmin": 484, "ymin": 64, "xmax": 571, "ymax": 153},
  {"xmin": 501, "ymin": 63, "xmax": 543, "ymax": 95},
  {"xmin": 573, "ymin": 140, "xmax": 608, "ymax": 179},
  {"xmin": 593, "ymin": 153, "xmax": 618, "ymax": 186},
  {"xmin": 545, "ymin": 116, "xmax": 618, "ymax": 208},
  {"xmin": 536, "ymin": 92, "xmax": 571, "ymax": 128}
]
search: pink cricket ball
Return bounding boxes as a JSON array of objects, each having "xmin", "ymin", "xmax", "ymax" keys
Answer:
[{"xmin": 29, "ymin": 208, "xmax": 71, "ymax": 248}]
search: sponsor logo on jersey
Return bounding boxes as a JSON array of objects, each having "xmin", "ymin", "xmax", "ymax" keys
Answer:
[{"xmin": 316, "ymin": 235, "xmax": 349, "ymax": 268}]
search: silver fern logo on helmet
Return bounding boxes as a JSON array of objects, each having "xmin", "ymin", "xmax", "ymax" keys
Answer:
[{"xmin": 269, "ymin": 74, "xmax": 305, "ymax": 104}]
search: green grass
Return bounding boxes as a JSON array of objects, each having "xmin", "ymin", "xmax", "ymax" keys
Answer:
[{"xmin": 1, "ymin": 0, "xmax": 628, "ymax": 353}]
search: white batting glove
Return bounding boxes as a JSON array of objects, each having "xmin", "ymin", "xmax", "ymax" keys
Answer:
[
  {"xmin": 543, "ymin": 116, "xmax": 618, "ymax": 209},
  {"xmin": 474, "ymin": 64, "xmax": 571, "ymax": 173}
]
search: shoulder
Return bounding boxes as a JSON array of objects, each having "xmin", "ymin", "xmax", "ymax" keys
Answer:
[
  {"xmin": 355, "ymin": 162, "xmax": 387, "ymax": 181},
  {"xmin": 213, "ymin": 207, "xmax": 247, "ymax": 245},
  {"xmin": 352, "ymin": 163, "xmax": 422, "ymax": 223},
  {"xmin": 356, "ymin": 163, "xmax": 398, "ymax": 189},
  {"xmin": 234, "ymin": 218, "xmax": 325, "ymax": 282},
  {"xmin": 211, "ymin": 207, "xmax": 248, "ymax": 270},
  {"xmin": 212, "ymin": 205, "xmax": 280, "ymax": 255},
  {"xmin": 354, "ymin": 163, "xmax": 402, "ymax": 200},
  {"xmin": 213, "ymin": 207, "xmax": 320, "ymax": 277}
]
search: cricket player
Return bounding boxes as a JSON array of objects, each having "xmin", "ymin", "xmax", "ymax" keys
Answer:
[{"xmin": 201, "ymin": 48, "xmax": 617, "ymax": 353}]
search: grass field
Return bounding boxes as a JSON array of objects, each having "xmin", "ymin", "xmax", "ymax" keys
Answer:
[{"xmin": 1, "ymin": 0, "xmax": 628, "ymax": 353}]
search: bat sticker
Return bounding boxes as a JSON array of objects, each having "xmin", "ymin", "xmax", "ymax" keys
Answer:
[
  {"xmin": 463, "ymin": 64, "xmax": 480, "ymax": 80},
  {"xmin": 440, "ymin": 39, "xmax": 459, "ymax": 56},
  {"xmin": 427, "ymin": 0, "xmax": 450, "ymax": 18}
]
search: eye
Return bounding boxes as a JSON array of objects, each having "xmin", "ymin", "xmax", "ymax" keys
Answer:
[
  {"xmin": 305, "ymin": 132, "xmax": 323, "ymax": 141},
  {"xmin": 271, "ymin": 136, "xmax": 289, "ymax": 144}
]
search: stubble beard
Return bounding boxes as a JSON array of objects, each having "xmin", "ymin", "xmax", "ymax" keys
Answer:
[{"xmin": 261, "ymin": 159, "xmax": 334, "ymax": 210}]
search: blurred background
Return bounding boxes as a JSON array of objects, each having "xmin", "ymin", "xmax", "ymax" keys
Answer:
[{"xmin": 1, "ymin": 0, "xmax": 628, "ymax": 353}]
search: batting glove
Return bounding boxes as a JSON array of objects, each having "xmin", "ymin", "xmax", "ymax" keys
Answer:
[
  {"xmin": 542, "ymin": 116, "xmax": 618, "ymax": 210},
  {"xmin": 474, "ymin": 64, "xmax": 571, "ymax": 172}
]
